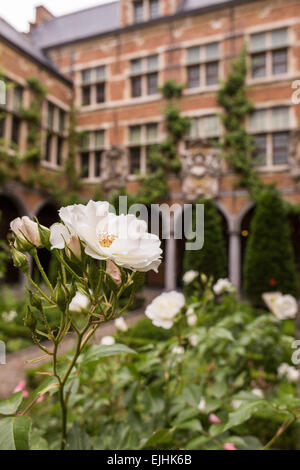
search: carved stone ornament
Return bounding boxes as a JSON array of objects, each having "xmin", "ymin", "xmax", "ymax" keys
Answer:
[
  {"xmin": 182, "ymin": 140, "xmax": 221, "ymax": 201},
  {"xmin": 103, "ymin": 146, "xmax": 126, "ymax": 190}
]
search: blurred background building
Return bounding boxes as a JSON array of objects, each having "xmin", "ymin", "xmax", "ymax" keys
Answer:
[{"xmin": 0, "ymin": 0, "xmax": 300, "ymax": 292}]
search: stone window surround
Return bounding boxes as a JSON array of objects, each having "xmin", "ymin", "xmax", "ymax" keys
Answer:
[
  {"xmin": 247, "ymin": 103, "xmax": 295, "ymax": 171},
  {"xmin": 41, "ymin": 99, "xmax": 68, "ymax": 170},
  {"xmin": 246, "ymin": 26, "xmax": 291, "ymax": 83},
  {"xmin": 185, "ymin": 41, "xmax": 221, "ymax": 90},
  {"xmin": 131, "ymin": 0, "xmax": 161, "ymax": 24},
  {"xmin": 78, "ymin": 129, "xmax": 108, "ymax": 182},
  {"xmin": 79, "ymin": 65, "xmax": 107, "ymax": 108},
  {"xmin": 129, "ymin": 54, "xmax": 160, "ymax": 99},
  {"xmin": 127, "ymin": 121, "xmax": 162, "ymax": 178}
]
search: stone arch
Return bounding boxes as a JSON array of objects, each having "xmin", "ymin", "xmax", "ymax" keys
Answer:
[{"xmin": 0, "ymin": 192, "xmax": 29, "ymax": 284}]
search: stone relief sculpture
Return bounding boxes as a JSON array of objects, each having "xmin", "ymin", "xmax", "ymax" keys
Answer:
[
  {"xmin": 103, "ymin": 146, "xmax": 126, "ymax": 191},
  {"xmin": 182, "ymin": 140, "xmax": 221, "ymax": 201}
]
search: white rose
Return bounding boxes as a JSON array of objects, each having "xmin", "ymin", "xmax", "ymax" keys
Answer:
[
  {"xmin": 231, "ymin": 400, "xmax": 243, "ymax": 410},
  {"xmin": 145, "ymin": 291, "xmax": 185, "ymax": 329},
  {"xmin": 101, "ymin": 335, "xmax": 115, "ymax": 346},
  {"xmin": 278, "ymin": 363, "xmax": 290, "ymax": 378},
  {"xmin": 183, "ymin": 270, "xmax": 198, "ymax": 285},
  {"xmin": 69, "ymin": 291, "xmax": 89, "ymax": 312},
  {"xmin": 172, "ymin": 345, "xmax": 185, "ymax": 355},
  {"xmin": 114, "ymin": 317, "xmax": 128, "ymax": 332},
  {"xmin": 189, "ymin": 334, "xmax": 199, "ymax": 347},
  {"xmin": 272, "ymin": 295, "xmax": 298, "ymax": 320},
  {"xmin": 2, "ymin": 310, "xmax": 17, "ymax": 323},
  {"xmin": 197, "ymin": 397, "xmax": 206, "ymax": 413},
  {"xmin": 213, "ymin": 278, "xmax": 235, "ymax": 295},
  {"xmin": 50, "ymin": 201, "xmax": 162, "ymax": 272},
  {"xmin": 286, "ymin": 366, "xmax": 300, "ymax": 383},
  {"xmin": 10, "ymin": 216, "xmax": 45, "ymax": 247},
  {"xmin": 252, "ymin": 388, "xmax": 264, "ymax": 398},
  {"xmin": 186, "ymin": 307, "xmax": 197, "ymax": 327}
]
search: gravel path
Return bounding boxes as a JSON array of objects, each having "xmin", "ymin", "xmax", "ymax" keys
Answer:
[{"xmin": 0, "ymin": 289, "xmax": 159, "ymax": 398}]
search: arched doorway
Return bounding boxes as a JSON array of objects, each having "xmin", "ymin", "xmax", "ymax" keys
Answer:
[
  {"xmin": 0, "ymin": 194, "xmax": 24, "ymax": 284},
  {"xmin": 33, "ymin": 202, "xmax": 59, "ymax": 284},
  {"xmin": 288, "ymin": 212, "xmax": 300, "ymax": 289}
]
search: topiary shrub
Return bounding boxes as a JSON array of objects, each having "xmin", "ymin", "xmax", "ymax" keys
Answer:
[
  {"xmin": 183, "ymin": 199, "xmax": 227, "ymax": 294},
  {"xmin": 243, "ymin": 189, "xmax": 298, "ymax": 306}
]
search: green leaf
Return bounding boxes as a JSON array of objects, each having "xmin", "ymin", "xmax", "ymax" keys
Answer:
[
  {"xmin": 0, "ymin": 416, "xmax": 32, "ymax": 450},
  {"xmin": 67, "ymin": 423, "xmax": 92, "ymax": 450},
  {"xmin": 172, "ymin": 408, "xmax": 200, "ymax": 425},
  {"xmin": 141, "ymin": 428, "xmax": 174, "ymax": 449},
  {"xmin": 211, "ymin": 381, "xmax": 227, "ymax": 399},
  {"xmin": 83, "ymin": 344, "xmax": 136, "ymax": 363},
  {"xmin": 210, "ymin": 327, "xmax": 234, "ymax": 342},
  {"xmin": 224, "ymin": 400, "xmax": 266, "ymax": 431},
  {"xmin": 0, "ymin": 392, "xmax": 23, "ymax": 416},
  {"xmin": 176, "ymin": 419, "xmax": 202, "ymax": 432}
]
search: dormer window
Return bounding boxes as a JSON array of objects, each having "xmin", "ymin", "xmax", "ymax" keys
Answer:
[
  {"xmin": 132, "ymin": 0, "xmax": 160, "ymax": 24},
  {"xmin": 149, "ymin": 0, "xmax": 159, "ymax": 19},
  {"xmin": 134, "ymin": 1, "xmax": 144, "ymax": 23}
]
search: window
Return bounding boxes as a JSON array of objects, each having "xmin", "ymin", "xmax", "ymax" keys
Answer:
[
  {"xmin": 188, "ymin": 115, "xmax": 221, "ymax": 140},
  {"xmin": 0, "ymin": 116, "xmax": 5, "ymax": 139},
  {"xmin": 250, "ymin": 106, "xmax": 290, "ymax": 166},
  {"xmin": 253, "ymin": 134, "xmax": 267, "ymax": 166},
  {"xmin": 133, "ymin": 1, "xmax": 144, "ymax": 23},
  {"xmin": 44, "ymin": 101, "xmax": 67, "ymax": 167},
  {"xmin": 129, "ymin": 147, "xmax": 141, "ymax": 174},
  {"xmin": 80, "ymin": 152, "xmax": 89, "ymax": 179},
  {"xmin": 79, "ymin": 129, "xmax": 106, "ymax": 179},
  {"xmin": 128, "ymin": 123, "xmax": 159, "ymax": 175},
  {"xmin": 250, "ymin": 28, "xmax": 288, "ymax": 79},
  {"xmin": 187, "ymin": 42, "xmax": 220, "ymax": 89},
  {"xmin": 11, "ymin": 116, "xmax": 20, "ymax": 146},
  {"xmin": 13, "ymin": 86, "xmax": 23, "ymax": 111},
  {"xmin": 80, "ymin": 66, "xmax": 106, "ymax": 106},
  {"xmin": 130, "ymin": 55, "xmax": 159, "ymax": 98},
  {"xmin": 149, "ymin": 0, "xmax": 159, "ymax": 19}
]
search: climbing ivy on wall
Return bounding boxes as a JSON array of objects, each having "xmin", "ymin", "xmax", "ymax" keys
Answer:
[
  {"xmin": 217, "ymin": 46, "xmax": 264, "ymax": 199},
  {"xmin": 0, "ymin": 72, "xmax": 82, "ymax": 206},
  {"xmin": 111, "ymin": 80, "xmax": 190, "ymax": 208}
]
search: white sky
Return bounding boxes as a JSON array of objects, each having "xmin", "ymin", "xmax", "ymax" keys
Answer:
[{"xmin": 0, "ymin": 0, "xmax": 113, "ymax": 32}]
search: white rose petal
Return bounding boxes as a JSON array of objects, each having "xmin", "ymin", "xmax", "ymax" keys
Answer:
[
  {"xmin": 114, "ymin": 317, "xmax": 128, "ymax": 332},
  {"xmin": 69, "ymin": 291, "xmax": 89, "ymax": 313},
  {"xmin": 272, "ymin": 295, "xmax": 298, "ymax": 320},
  {"xmin": 187, "ymin": 313, "xmax": 197, "ymax": 327},
  {"xmin": 198, "ymin": 398, "xmax": 206, "ymax": 413},
  {"xmin": 101, "ymin": 335, "xmax": 115, "ymax": 346},
  {"xmin": 145, "ymin": 291, "xmax": 185, "ymax": 329},
  {"xmin": 231, "ymin": 400, "xmax": 243, "ymax": 410},
  {"xmin": 213, "ymin": 278, "xmax": 235, "ymax": 295},
  {"xmin": 183, "ymin": 270, "xmax": 199, "ymax": 285},
  {"xmin": 172, "ymin": 345, "xmax": 185, "ymax": 355},
  {"xmin": 189, "ymin": 335, "xmax": 199, "ymax": 347},
  {"xmin": 252, "ymin": 388, "xmax": 264, "ymax": 398},
  {"xmin": 286, "ymin": 366, "xmax": 300, "ymax": 383}
]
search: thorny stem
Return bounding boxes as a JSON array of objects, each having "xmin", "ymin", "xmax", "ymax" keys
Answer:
[{"xmin": 263, "ymin": 414, "xmax": 297, "ymax": 450}]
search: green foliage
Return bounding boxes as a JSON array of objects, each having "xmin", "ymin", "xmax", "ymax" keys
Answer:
[
  {"xmin": 217, "ymin": 46, "xmax": 263, "ymax": 198},
  {"xmin": 27, "ymin": 291, "xmax": 299, "ymax": 450},
  {"xmin": 183, "ymin": 199, "xmax": 227, "ymax": 293},
  {"xmin": 160, "ymin": 80, "xmax": 184, "ymax": 100},
  {"xmin": 243, "ymin": 189, "xmax": 298, "ymax": 305}
]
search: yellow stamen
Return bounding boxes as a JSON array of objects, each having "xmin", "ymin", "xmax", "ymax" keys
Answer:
[{"xmin": 98, "ymin": 232, "xmax": 116, "ymax": 248}]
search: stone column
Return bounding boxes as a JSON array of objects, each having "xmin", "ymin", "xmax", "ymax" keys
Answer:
[
  {"xmin": 228, "ymin": 227, "xmax": 241, "ymax": 296},
  {"xmin": 165, "ymin": 235, "xmax": 177, "ymax": 291}
]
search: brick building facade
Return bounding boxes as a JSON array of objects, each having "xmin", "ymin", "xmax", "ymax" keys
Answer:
[{"xmin": 1, "ymin": 0, "xmax": 300, "ymax": 291}]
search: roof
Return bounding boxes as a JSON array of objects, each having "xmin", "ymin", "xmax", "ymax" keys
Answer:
[
  {"xmin": 0, "ymin": 16, "xmax": 72, "ymax": 85},
  {"xmin": 29, "ymin": 0, "xmax": 243, "ymax": 50},
  {"xmin": 30, "ymin": 1, "xmax": 119, "ymax": 50}
]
